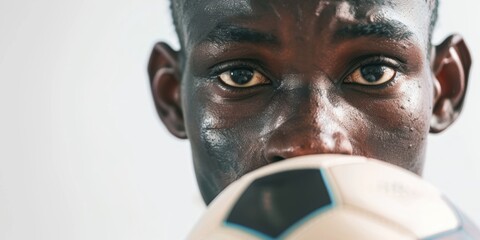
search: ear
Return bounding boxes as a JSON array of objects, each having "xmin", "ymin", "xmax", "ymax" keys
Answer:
[
  {"xmin": 430, "ymin": 35, "xmax": 472, "ymax": 133},
  {"xmin": 148, "ymin": 42, "xmax": 187, "ymax": 139}
]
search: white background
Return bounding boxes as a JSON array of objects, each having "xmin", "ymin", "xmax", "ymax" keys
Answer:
[{"xmin": 0, "ymin": 0, "xmax": 478, "ymax": 239}]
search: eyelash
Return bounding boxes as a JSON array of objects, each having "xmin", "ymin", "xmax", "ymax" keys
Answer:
[
  {"xmin": 209, "ymin": 56, "xmax": 406, "ymax": 87},
  {"xmin": 346, "ymin": 56, "xmax": 405, "ymax": 76},
  {"xmin": 209, "ymin": 60, "xmax": 267, "ymax": 78},
  {"xmin": 350, "ymin": 56, "xmax": 407, "ymax": 88}
]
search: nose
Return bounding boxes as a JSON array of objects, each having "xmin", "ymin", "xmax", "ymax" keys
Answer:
[
  {"xmin": 265, "ymin": 128, "xmax": 354, "ymax": 162},
  {"xmin": 264, "ymin": 89, "xmax": 353, "ymax": 162}
]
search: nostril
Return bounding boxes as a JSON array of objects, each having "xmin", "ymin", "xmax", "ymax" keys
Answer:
[
  {"xmin": 264, "ymin": 130, "xmax": 353, "ymax": 164},
  {"xmin": 271, "ymin": 156, "xmax": 285, "ymax": 163}
]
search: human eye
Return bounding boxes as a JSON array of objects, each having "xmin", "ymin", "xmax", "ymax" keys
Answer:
[
  {"xmin": 344, "ymin": 60, "xmax": 398, "ymax": 86},
  {"xmin": 218, "ymin": 68, "xmax": 270, "ymax": 88}
]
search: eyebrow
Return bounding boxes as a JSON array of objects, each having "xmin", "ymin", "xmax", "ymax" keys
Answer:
[
  {"xmin": 203, "ymin": 23, "xmax": 280, "ymax": 45},
  {"xmin": 334, "ymin": 20, "xmax": 414, "ymax": 41}
]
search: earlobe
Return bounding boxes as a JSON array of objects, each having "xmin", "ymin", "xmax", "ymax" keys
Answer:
[
  {"xmin": 148, "ymin": 42, "xmax": 187, "ymax": 139},
  {"xmin": 430, "ymin": 35, "xmax": 472, "ymax": 133}
]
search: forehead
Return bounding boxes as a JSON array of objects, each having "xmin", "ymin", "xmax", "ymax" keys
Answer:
[{"xmin": 176, "ymin": 0, "xmax": 430, "ymax": 50}]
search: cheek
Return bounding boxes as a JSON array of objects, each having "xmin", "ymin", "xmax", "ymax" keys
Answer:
[
  {"xmin": 350, "ymin": 77, "xmax": 433, "ymax": 172},
  {"xmin": 183, "ymin": 81, "xmax": 272, "ymax": 197}
]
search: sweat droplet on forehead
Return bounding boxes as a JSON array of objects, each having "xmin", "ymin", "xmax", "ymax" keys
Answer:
[
  {"xmin": 335, "ymin": 2, "xmax": 356, "ymax": 22},
  {"xmin": 314, "ymin": 0, "xmax": 394, "ymax": 17},
  {"xmin": 314, "ymin": 1, "xmax": 356, "ymax": 24},
  {"xmin": 202, "ymin": 0, "xmax": 253, "ymax": 16},
  {"xmin": 183, "ymin": 0, "xmax": 427, "ymax": 48}
]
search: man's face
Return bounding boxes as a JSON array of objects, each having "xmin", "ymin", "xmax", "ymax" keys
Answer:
[{"xmin": 176, "ymin": 0, "xmax": 436, "ymax": 203}]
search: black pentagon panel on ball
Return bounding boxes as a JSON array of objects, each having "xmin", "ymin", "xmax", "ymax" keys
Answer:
[{"xmin": 225, "ymin": 169, "xmax": 334, "ymax": 239}]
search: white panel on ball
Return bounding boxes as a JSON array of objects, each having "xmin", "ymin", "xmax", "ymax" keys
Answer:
[{"xmin": 188, "ymin": 155, "xmax": 468, "ymax": 240}]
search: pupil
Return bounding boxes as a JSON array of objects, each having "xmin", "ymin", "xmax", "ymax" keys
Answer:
[
  {"xmin": 360, "ymin": 65, "xmax": 385, "ymax": 82},
  {"xmin": 230, "ymin": 69, "xmax": 254, "ymax": 85}
]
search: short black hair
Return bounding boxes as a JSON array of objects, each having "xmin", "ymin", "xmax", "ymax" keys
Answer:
[
  {"xmin": 170, "ymin": 0, "xmax": 439, "ymax": 49},
  {"xmin": 429, "ymin": 0, "xmax": 440, "ymax": 43}
]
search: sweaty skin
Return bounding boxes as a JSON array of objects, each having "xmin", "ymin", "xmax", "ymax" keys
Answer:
[{"xmin": 151, "ymin": 0, "xmax": 471, "ymax": 204}]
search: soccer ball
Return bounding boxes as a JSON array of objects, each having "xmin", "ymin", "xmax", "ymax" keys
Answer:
[{"xmin": 188, "ymin": 154, "xmax": 480, "ymax": 240}]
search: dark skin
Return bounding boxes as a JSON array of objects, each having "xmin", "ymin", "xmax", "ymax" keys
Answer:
[{"xmin": 149, "ymin": 0, "xmax": 472, "ymax": 205}]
